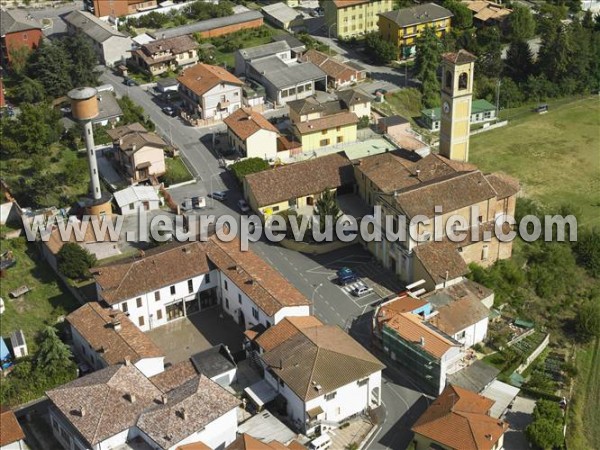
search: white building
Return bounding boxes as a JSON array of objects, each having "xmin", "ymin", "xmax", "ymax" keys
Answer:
[
  {"xmin": 47, "ymin": 363, "xmax": 240, "ymax": 450},
  {"xmin": 64, "ymin": 10, "xmax": 133, "ymax": 66},
  {"xmin": 9, "ymin": 330, "xmax": 27, "ymax": 359},
  {"xmin": 223, "ymin": 108, "xmax": 279, "ymax": 160},
  {"xmin": 247, "ymin": 317, "xmax": 385, "ymax": 433},
  {"xmin": 67, "ymin": 302, "xmax": 164, "ymax": 377},
  {"xmin": 93, "ymin": 238, "xmax": 311, "ymax": 332},
  {"xmin": 114, "ymin": 185, "xmax": 161, "ymax": 216},
  {"xmin": 178, "ymin": 64, "xmax": 244, "ymax": 121}
]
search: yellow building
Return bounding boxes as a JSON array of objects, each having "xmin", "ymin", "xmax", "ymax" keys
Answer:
[
  {"xmin": 378, "ymin": 3, "xmax": 453, "ymax": 59},
  {"xmin": 439, "ymin": 50, "xmax": 477, "ymax": 162},
  {"xmin": 294, "ymin": 112, "xmax": 358, "ymax": 152},
  {"xmin": 323, "ymin": 0, "xmax": 394, "ymax": 39}
]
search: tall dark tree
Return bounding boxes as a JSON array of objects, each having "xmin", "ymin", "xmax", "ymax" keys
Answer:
[
  {"xmin": 505, "ymin": 40, "xmax": 534, "ymax": 82},
  {"xmin": 537, "ymin": 20, "xmax": 573, "ymax": 84},
  {"xmin": 507, "ymin": 5, "xmax": 536, "ymax": 41},
  {"xmin": 26, "ymin": 42, "xmax": 73, "ymax": 98},
  {"xmin": 56, "ymin": 242, "xmax": 97, "ymax": 279},
  {"xmin": 443, "ymin": 0, "xmax": 473, "ymax": 30},
  {"xmin": 475, "ymin": 26, "xmax": 503, "ymax": 78},
  {"xmin": 13, "ymin": 77, "xmax": 46, "ymax": 104},
  {"xmin": 415, "ymin": 26, "xmax": 442, "ymax": 108},
  {"xmin": 35, "ymin": 327, "xmax": 76, "ymax": 376},
  {"xmin": 61, "ymin": 34, "xmax": 99, "ymax": 87}
]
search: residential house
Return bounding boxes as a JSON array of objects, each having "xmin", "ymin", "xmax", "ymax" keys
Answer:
[
  {"xmin": 421, "ymin": 98, "xmax": 497, "ymax": 131},
  {"xmin": 323, "ymin": 0, "xmax": 395, "ymax": 39},
  {"xmin": 354, "ymin": 152, "xmax": 519, "ymax": 287},
  {"xmin": 412, "ymin": 384, "xmax": 508, "ymax": 450},
  {"xmin": 378, "ymin": 3, "xmax": 453, "ymax": 59},
  {"xmin": 107, "ymin": 122, "xmax": 167, "ymax": 184},
  {"xmin": 288, "ymin": 91, "xmax": 369, "ymax": 151},
  {"xmin": 86, "ymin": 0, "xmax": 158, "ymax": 19},
  {"xmin": 92, "ymin": 238, "xmax": 311, "ymax": 332},
  {"xmin": 262, "ymin": 2, "xmax": 306, "ymax": 31},
  {"xmin": 94, "ymin": 90, "xmax": 123, "ymax": 126},
  {"xmin": 0, "ymin": 10, "xmax": 42, "ymax": 67},
  {"xmin": 64, "ymin": 10, "xmax": 133, "ymax": 66},
  {"xmin": 178, "ymin": 64, "xmax": 244, "ymax": 120},
  {"xmin": 149, "ymin": 11, "xmax": 263, "ymax": 40},
  {"xmin": 114, "ymin": 185, "xmax": 161, "ymax": 216},
  {"xmin": 247, "ymin": 317, "xmax": 385, "ymax": 433},
  {"xmin": 463, "ymin": 0, "xmax": 512, "ymax": 28},
  {"xmin": 223, "ymin": 108, "xmax": 279, "ymax": 160},
  {"xmin": 0, "ymin": 406, "xmax": 26, "ymax": 450},
  {"xmin": 226, "ymin": 434, "xmax": 307, "ymax": 450},
  {"xmin": 235, "ymin": 41, "xmax": 327, "ymax": 106},
  {"xmin": 300, "ymin": 49, "xmax": 366, "ymax": 89},
  {"xmin": 133, "ymin": 35, "xmax": 199, "ymax": 76},
  {"xmin": 243, "ymin": 152, "xmax": 354, "ymax": 217},
  {"xmin": 47, "ymin": 363, "xmax": 240, "ymax": 450},
  {"xmin": 67, "ymin": 302, "xmax": 165, "ymax": 377}
]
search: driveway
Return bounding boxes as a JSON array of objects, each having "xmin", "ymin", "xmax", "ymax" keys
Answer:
[
  {"xmin": 147, "ymin": 308, "xmax": 244, "ymax": 365},
  {"xmin": 503, "ymin": 396, "xmax": 536, "ymax": 450}
]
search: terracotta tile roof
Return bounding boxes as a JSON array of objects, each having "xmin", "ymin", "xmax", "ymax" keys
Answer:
[
  {"xmin": 463, "ymin": 1, "xmax": 512, "ymax": 22},
  {"xmin": 294, "ymin": 111, "xmax": 358, "ymax": 134},
  {"xmin": 424, "ymin": 279, "xmax": 493, "ymax": 305},
  {"xmin": 485, "ymin": 172, "xmax": 520, "ymax": 199},
  {"xmin": 67, "ymin": 302, "xmax": 163, "ymax": 365},
  {"xmin": 442, "ymin": 49, "xmax": 477, "ymax": 64},
  {"xmin": 261, "ymin": 322, "xmax": 385, "ymax": 401},
  {"xmin": 44, "ymin": 220, "xmax": 101, "ymax": 255},
  {"xmin": 93, "ymin": 242, "xmax": 211, "ymax": 305},
  {"xmin": 255, "ymin": 316, "xmax": 324, "ymax": 352},
  {"xmin": 150, "ymin": 360, "xmax": 198, "ymax": 393},
  {"xmin": 0, "ymin": 406, "xmax": 24, "ymax": 446},
  {"xmin": 137, "ymin": 375, "xmax": 240, "ymax": 449},
  {"xmin": 379, "ymin": 294, "xmax": 429, "ymax": 316},
  {"xmin": 383, "ymin": 312, "xmax": 457, "ymax": 359},
  {"xmin": 413, "ymin": 240, "xmax": 469, "ymax": 285},
  {"xmin": 177, "ymin": 442, "xmax": 212, "ymax": 450},
  {"xmin": 244, "ymin": 152, "xmax": 354, "ymax": 207},
  {"xmin": 206, "ymin": 238, "xmax": 311, "ymax": 317},
  {"xmin": 226, "ymin": 434, "xmax": 308, "ymax": 450},
  {"xmin": 336, "ymin": 89, "xmax": 371, "ymax": 107},
  {"xmin": 178, "ymin": 63, "xmax": 243, "ymax": 97},
  {"xmin": 431, "ymin": 296, "xmax": 490, "ymax": 335},
  {"xmin": 412, "ymin": 384, "xmax": 508, "ymax": 450},
  {"xmin": 107, "ymin": 122, "xmax": 167, "ymax": 153},
  {"xmin": 142, "ymin": 35, "xmax": 198, "ymax": 56},
  {"xmin": 224, "ymin": 107, "xmax": 278, "ymax": 141},
  {"xmin": 301, "ymin": 49, "xmax": 357, "ymax": 81},
  {"xmin": 106, "ymin": 122, "xmax": 147, "ymax": 140}
]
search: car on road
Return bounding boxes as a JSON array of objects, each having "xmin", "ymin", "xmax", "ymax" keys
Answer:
[
  {"xmin": 337, "ymin": 267, "xmax": 358, "ymax": 285},
  {"xmin": 209, "ymin": 191, "xmax": 228, "ymax": 201},
  {"xmin": 351, "ymin": 284, "xmax": 373, "ymax": 297},
  {"xmin": 162, "ymin": 106, "xmax": 177, "ymax": 116},
  {"xmin": 124, "ymin": 78, "xmax": 138, "ymax": 86},
  {"xmin": 373, "ymin": 88, "xmax": 388, "ymax": 96},
  {"xmin": 238, "ymin": 199, "xmax": 250, "ymax": 213}
]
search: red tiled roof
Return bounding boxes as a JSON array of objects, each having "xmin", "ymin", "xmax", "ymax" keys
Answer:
[
  {"xmin": 255, "ymin": 316, "xmax": 323, "ymax": 352},
  {"xmin": 224, "ymin": 107, "xmax": 278, "ymax": 141},
  {"xmin": 412, "ymin": 384, "xmax": 508, "ymax": 450},
  {"xmin": 294, "ymin": 111, "xmax": 358, "ymax": 134},
  {"xmin": 178, "ymin": 63, "xmax": 243, "ymax": 96},
  {"xmin": 0, "ymin": 406, "xmax": 24, "ymax": 446}
]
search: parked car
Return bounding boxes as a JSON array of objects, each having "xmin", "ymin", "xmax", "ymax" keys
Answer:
[
  {"xmin": 337, "ymin": 267, "xmax": 358, "ymax": 285},
  {"xmin": 162, "ymin": 106, "xmax": 176, "ymax": 116},
  {"xmin": 238, "ymin": 199, "xmax": 250, "ymax": 213},
  {"xmin": 124, "ymin": 78, "xmax": 138, "ymax": 86},
  {"xmin": 209, "ymin": 191, "xmax": 228, "ymax": 201},
  {"xmin": 352, "ymin": 284, "xmax": 373, "ymax": 297}
]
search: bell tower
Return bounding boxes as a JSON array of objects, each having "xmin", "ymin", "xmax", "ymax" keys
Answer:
[{"xmin": 439, "ymin": 50, "xmax": 476, "ymax": 162}]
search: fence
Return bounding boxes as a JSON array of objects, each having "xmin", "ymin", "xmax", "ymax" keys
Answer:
[
  {"xmin": 516, "ymin": 333, "xmax": 551, "ymax": 374},
  {"xmin": 505, "ymin": 327, "xmax": 536, "ymax": 349},
  {"xmin": 470, "ymin": 120, "xmax": 509, "ymax": 136}
]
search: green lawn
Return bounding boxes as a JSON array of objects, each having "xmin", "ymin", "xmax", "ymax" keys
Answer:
[
  {"xmin": 0, "ymin": 238, "xmax": 80, "ymax": 353},
  {"xmin": 470, "ymin": 96, "xmax": 600, "ymax": 228},
  {"xmin": 568, "ymin": 338, "xmax": 600, "ymax": 450},
  {"xmin": 164, "ymin": 157, "xmax": 193, "ymax": 186}
]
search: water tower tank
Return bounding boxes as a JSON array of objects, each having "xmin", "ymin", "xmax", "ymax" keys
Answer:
[{"xmin": 68, "ymin": 87, "xmax": 99, "ymax": 121}]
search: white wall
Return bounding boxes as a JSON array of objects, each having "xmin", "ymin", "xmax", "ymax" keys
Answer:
[
  {"xmin": 120, "ymin": 199, "xmax": 160, "ymax": 216},
  {"xmin": 246, "ymin": 129, "xmax": 278, "ymax": 160},
  {"xmin": 71, "ymin": 326, "xmax": 107, "ymax": 372},
  {"xmin": 273, "ymin": 305, "xmax": 311, "ymax": 324},
  {"xmin": 203, "ymin": 84, "xmax": 242, "ymax": 120},
  {"xmin": 220, "ymin": 271, "xmax": 273, "ymax": 329},
  {"xmin": 102, "ymin": 35, "xmax": 134, "ymax": 67},
  {"xmin": 167, "ymin": 407, "xmax": 238, "ymax": 450},
  {"xmin": 454, "ymin": 316, "xmax": 488, "ymax": 348},
  {"xmin": 211, "ymin": 367, "xmax": 237, "ymax": 387},
  {"xmin": 135, "ymin": 356, "xmax": 165, "ymax": 378},
  {"xmin": 106, "ymin": 270, "xmax": 219, "ymax": 331}
]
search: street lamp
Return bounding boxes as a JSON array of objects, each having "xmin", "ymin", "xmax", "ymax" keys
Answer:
[
  {"xmin": 311, "ymin": 283, "xmax": 323, "ymax": 315},
  {"xmin": 328, "ymin": 22, "xmax": 337, "ymax": 56}
]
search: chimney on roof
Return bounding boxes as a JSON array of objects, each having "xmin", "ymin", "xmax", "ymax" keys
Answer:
[
  {"xmin": 132, "ymin": 144, "xmax": 137, "ymax": 152},
  {"xmin": 79, "ymin": 407, "xmax": 86, "ymax": 417},
  {"xmin": 161, "ymin": 394, "xmax": 168, "ymax": 405},
  {"xmin": 124, "ymin": 358, "xmax": 131, "ymax": 366},
  {"xmin": 179, "ymin": 408, "xmax": 187, "ymax": 420},
  {"xmin": 125, "ymin": 393, "xmax": 136, "ymax": 403},
  {"xmin": 420, "ymin": 337, "xmax": 425, "ymax": 347},
  {"xmin": 485, "ymin": 434, "xmax": 493, "ymax": 441},
  {"xmin": 139, "ymin": 249, "xmax": 145, "ymax": 258},
  {"xmin": 113, "ymin": 319, "xmax": 122, "ymax": 331},
  {"xmin": 415, "ymin": 169, "xmax": 421, "ymax": 177},
  {"xmin": 183, "ymin": 247, "xmax": 191, "ymax": 254}
]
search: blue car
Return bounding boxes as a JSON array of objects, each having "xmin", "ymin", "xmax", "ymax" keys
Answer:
[{"xmin": 337, "ymin": 267, "xmax": 358, "ymax": 286}]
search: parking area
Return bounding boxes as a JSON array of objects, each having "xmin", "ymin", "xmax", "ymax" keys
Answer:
[
  {"xmin": 306, "ymin": 252, "xmax": 405, "ymax": 309},
  {"xmin": 503, "ymin": 396, "xmax": 536, "ymax": 450},
  {"xmin": 147, "ymin": 308, "xmax": 245, "ymax": 365}
]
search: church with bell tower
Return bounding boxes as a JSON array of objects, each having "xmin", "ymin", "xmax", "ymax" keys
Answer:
[{"xmin": 438, "ymin": 50, "xmax": 477, "ymax": 163}]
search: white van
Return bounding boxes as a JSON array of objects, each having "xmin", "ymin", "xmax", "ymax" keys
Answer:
[{"xmin": 308, "ymin": 434, "xmax": 332, "ymax": 450}]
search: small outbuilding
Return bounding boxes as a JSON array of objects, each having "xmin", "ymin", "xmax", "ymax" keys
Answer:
[
  {"xmin": 190, "ymin": 345, "xmax": 237, "ymax": 387},
  {"xmin": 378, "ymin": 115, "xmax": 410, "ymax": 135},
  {"xmin": 261, "ymin": 2, "xmax": 306, "ymax": 31},
  {"xmin": 114, "ymin": 186, "xmax": 161, "ymax": 216},
  {"xmin": 10, "ymin": 330, "xmax": 28, "ymax": 358}
]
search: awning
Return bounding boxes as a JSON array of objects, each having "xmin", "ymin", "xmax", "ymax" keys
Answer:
[
  {"xmin": 244, "ymin": 380, "xmax": 278, "ymax": 408},
  {"xmin": 307, "ymin": 406, "xmax": 324, "ymax": 420}
]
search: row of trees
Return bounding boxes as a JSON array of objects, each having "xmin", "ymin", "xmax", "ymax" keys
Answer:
[{"xmin": 526, "ymin": 400, "xmax": 565, "ymax": 449}]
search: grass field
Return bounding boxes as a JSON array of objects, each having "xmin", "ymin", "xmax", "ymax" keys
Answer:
[
  {"xmin": 568, "ymin": 338, "xmax": 600, "ymax": 450},
  {"xmin": 0, "ymin": 237, "xmax": 80, "ymax": 353},
  {"xmin": 164, "ymin": 157, "xmax": 193, "ymax": 186},
  {"xmin": 470, "ymin": 96, "xmax": 600, "ymax": 228}
]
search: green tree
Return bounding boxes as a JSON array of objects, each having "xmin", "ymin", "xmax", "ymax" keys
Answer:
[
  {"xmin": 415, "ymin": 26, "xmax": 442, "ymax": 108},
  {"xmin": 364, "ymin": 32, "xmax": 397, "ymax": 64},
  {"xmin": 315, "ymin": 189, "xmax": 341, "ymax": 233},
  {"xmin": 61, "ymin": 34, "xmax": 99, "ymax": 87},
  {"xmin": 475, "ymin": 26, "xmax": 503, "ymax": 78},
  {"xmin": 118, "ymin": 96, "xmax": 155, "ymax": 130},
  {"xmin": 526, "ymin": 418, "xmax": 564, "ymax": 449},
  {"xmin": 573, "ymin": 228, "xmax": 600, "ymax": 277},
  {"xmin": 230, "ymin": 157, "xmax": 270, "ymax": 183},
  {"xmin": 443, "ymin": 0, "xmax": 473, "ymax": 29},
  {"xmin": 26, "ymin": 41, "xmax": 73, "ymax": 98},
  {"xmin": 35, "ymin": 327, "xmax": 76, "ymax": 374},
  {"xmin": 505, "ymin": 40, "xmax": 534, "ymax": 82},
  {"xmin": 507, "ymin": 5, "xmax": 536, "ymax": 41},
  {"xmin": 56, "ymin": 242, "xmax": 97, "ymax": 279},
  {"xmin": 8, "ymin": 45, "xmax": 32, "ymax": 76},
  {"xmin": 576, "ymin": 296, "xmax": 600, "ymax": 340},
  {"xmin": 2, "ymin": 103, "xmax": 62, "ymax": 158},
  {"xmin": 537, "ymin": 18, "xmax": 572, "ymax": 84},
  {"xmin": 13, "ymin": 76, "xmax": 46, "ymax": 104}
]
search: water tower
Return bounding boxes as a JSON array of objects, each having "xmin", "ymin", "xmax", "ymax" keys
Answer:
[{"xmin": 67, "ymin": 87, "xmax": 112, "ymax": 217}]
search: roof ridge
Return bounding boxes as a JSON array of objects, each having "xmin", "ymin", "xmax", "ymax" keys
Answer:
[{"xmin": 304, "ymin": 344, "xmax": 322, "ymax": 399}]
